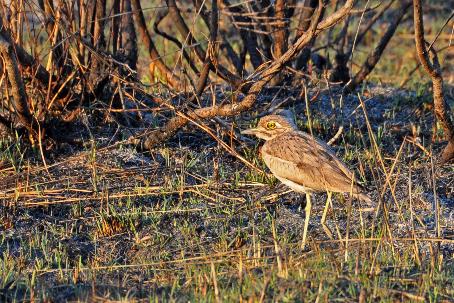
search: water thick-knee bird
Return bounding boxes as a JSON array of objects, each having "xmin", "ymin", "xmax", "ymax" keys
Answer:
[{"xmin": 242, "ymin": 112, "xmax": 373, "ymax": 248}]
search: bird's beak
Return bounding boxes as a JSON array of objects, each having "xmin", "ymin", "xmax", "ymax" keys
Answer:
[{"xmin": 241, "ymin": 128, "xmax": 259, "ymax": 135}]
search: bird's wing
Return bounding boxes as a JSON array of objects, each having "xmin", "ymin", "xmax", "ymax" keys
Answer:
[{"xmin": 262, "ymin": 131, "xmax": 361, "ymax": 193}]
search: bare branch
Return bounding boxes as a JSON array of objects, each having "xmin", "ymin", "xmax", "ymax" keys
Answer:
[
  {"xmin": 93, "ymin": 0, "xmax": 106, "ymax": 49},
  {"xmin": 272, "ymin": 0, "xmax": 289, "ymax": 59},
  {"xmin": 194, "ymin": 0, "xmax": 219, "ymax": 97},
  {"xmin": 121, "ymin": 0, "xmax": 138, "ymax": 70},
  {"xmin": 153, "ymin": 8, "xmax": 199, "ymax": 76},
  {"xmin": 294, "ymin": 0, "xmax": 322, "ymax": 70},
  {"xmin": 413, "ymin": 0, "xmax": 454, "ymax": 163},
  {"xmin": 0, "ymin": 26, "xmax": 64, "ymax": 96},
  {"xmin": 192, "ymin": 0, "xmax": 242, "ymax": 74},
  {"xmin": 166, "ymin": 0, "xmax": 242, "ymax": 88},
  {"xmin": 349, "ymin": 0, "xmax": 395, "ymax": 53},
  {"xmin": 221, "ymin": 0, "xmax": 264, "ymax": 69},
  {"xmin": 131, "ymin": 0, "xmax": 182, "ymax": 89},
  {"xmin": 0, "ymin": 35, "xmax": 36, "ymax": 139},
  {"xmin": 140, "ymin": 0, "xmax": 357, "ymax": 149},
  {"xmin": 296, "ymin": 0, "xmax": 319, "ymax": 38},
  {"xmin": 78, "ymin": 0, "xmax": 89, "ymax": 63},
  {"xmin": 112, "ymin": 0, "xmax": 121, "ymax": 54},
  {"xmin": 38, "ymin": 0, "xmax": 65, "ymax": 68},
  {"xmin": 88, "ymin": 0, "xmax": 108, "ymax": 87},
  {"xmin": 345, "ymin": 1, "xmax": 411, "ymax": 93}
]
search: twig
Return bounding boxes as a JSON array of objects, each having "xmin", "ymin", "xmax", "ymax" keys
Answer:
[
  {"xmin": 131, "ymin": 0, "xmax": 182, "ymax": 89},
  {"xmin": 345, "ymin": 1, "xmax": 411, "ymax": 93},
  {"xmin": 153, "ymin": 8, "xmax": 200, "ymax": 75},
  {"xmin": 413, "ymin": 0, "xmax": 454, "ymax": 163},
  {"xmin": 140, "ymin": 0, "xmax": 354, "ymax": 149},
  {"xmin": 166, "ymin": 0, "xmax": 242, "ymax": 88},
  {"xmin": 327, "ymin": 126, "xmax": 343, "ymax": 146},
  {"xmin": 221, "ymin": 0, "xmax": 264, "ymax": 69},
  {"xmin": 0, "ymin": 34, "xmax": 36, "ymax": 140}
]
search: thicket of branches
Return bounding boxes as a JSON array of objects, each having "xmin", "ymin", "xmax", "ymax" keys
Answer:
[{"xmin": 0, "ymin": 0, "xmax": 453, "ymax": 163}]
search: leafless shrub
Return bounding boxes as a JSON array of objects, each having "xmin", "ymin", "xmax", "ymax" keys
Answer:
[
  {"xmin": 0, "ymin": 0, "xmax": 452, "ymax": 163},
  {"xmin": 413, "ymin": 0, "xmax": 454, "ymax": 163}
]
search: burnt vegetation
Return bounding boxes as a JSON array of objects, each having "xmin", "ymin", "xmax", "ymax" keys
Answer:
[
  {"xmin": 0, "ymin": 0, "xmax": 452, "ymax": 161},
  {"xmin": 0, "ymin": 0, "xmax": 453, "ymax": 301}
]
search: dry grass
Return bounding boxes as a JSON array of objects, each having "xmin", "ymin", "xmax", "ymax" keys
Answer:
[
  {"xmin": 1, "ymin": 85, "xmax": 453, "ymax": 302},
  {"xmin": 1, "ymin": 2, "xmax": 454, "ymax": 301}
]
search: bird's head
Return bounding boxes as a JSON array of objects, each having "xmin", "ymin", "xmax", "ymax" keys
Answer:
[{"xmin": 241, "ymin": 113, "xmax": 298, "ymax": 140}]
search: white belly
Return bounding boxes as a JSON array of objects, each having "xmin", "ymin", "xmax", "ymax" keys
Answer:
[{"xmin": 274, "ymin": 176, "xmax": 309, "ymax": 193}]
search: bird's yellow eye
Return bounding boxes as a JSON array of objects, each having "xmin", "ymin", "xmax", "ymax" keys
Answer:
[{"xmin": 266, "ymin": 121, "xmax": 276, "ymax": 129}]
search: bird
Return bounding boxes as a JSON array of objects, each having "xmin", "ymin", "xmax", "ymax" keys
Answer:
[{"xmin": 241, "ymin": 112, "xmax": 372, "ymax": 248}]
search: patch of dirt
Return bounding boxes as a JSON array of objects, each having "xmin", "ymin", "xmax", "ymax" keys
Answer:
[{"xmin": 1, "ymin": 85, "xmax": 453, "ymax": 301}]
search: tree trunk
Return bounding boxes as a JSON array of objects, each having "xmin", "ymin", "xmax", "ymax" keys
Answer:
[{"xmin": 413, "ymin": 0, "xmax": 454, "ymax": 163}]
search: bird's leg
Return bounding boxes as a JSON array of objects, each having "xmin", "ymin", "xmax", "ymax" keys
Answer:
[
  {"xmin": 301, "ymin": 193, "xmax": 312, "ymax": 250},
  {"xmin": 321, "ymin": 192, "xmax": 334, "ymax": 240}
]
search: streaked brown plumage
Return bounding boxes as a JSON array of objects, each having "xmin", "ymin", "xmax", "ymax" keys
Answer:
[{"xmin": 242, "ymin": 113, "xmax": 372, "ymax": 247}]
